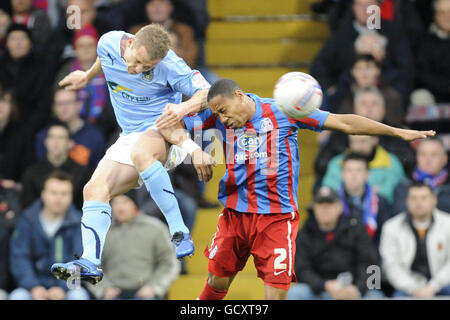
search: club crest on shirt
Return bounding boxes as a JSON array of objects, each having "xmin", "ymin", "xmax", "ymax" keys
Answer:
[
  {"xmin": 260, "ymin": 117, "xmax": 274, "ymax": 132},
  {"xmin": 141, "ymin": 68, "xmax": 154, "ymax": 82}
]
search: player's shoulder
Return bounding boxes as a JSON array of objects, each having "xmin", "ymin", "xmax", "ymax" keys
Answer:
[
  {"xmin": 98, "ymin": 30, "xmax": 125, "ymax": 47},
  {"xmin": 253, "ymin": 94, "xmax": 293, "ymax": 127},
  {"xmin": 157, "ymin": 49, "xmax": 190, "ymax": 74},
  {"xmin": 97, "ymin": 30, "xmax": 127, "ymax": 59}
]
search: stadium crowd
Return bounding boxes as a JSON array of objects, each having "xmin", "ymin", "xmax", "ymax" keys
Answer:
[{"xmin": 0, "ymin": 0, "xmax": 449, "ymax": 300}]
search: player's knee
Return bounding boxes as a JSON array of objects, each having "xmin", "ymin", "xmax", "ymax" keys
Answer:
[
  {"xmin": 130, "ymin": 145, "xmax": 159, "ymax": 170},
  {"xmin": 83, "ymin": 180, "xmax": 110, "ymax": 202},
  {"xmin": 207, "ymin": 274, "xmax": 230, "ymax": 291}
]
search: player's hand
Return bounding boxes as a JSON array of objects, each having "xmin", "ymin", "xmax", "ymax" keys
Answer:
[
  {"xmin": 30, "ymin": 286, "xmax": 49, "ymax": 300},
  {"xmin": 396, "ymin": 128, "xmax": 436, "ymax": 142},
  {"xmin": 103, "ymin": 287, "xmax": 121, "ymax": 300},
  {"xmin": 136, "ymin": 286, "xmax": 155, "ymax": 299},
  {"xmin": 157, "ymin": 103, "xmax": 185, "ymax": 129},
  {"xmin": 47, "ymin": 286, "xmax": 66, "ymax": 300},
  {"xmin": 191, "ymin": 149, "xmax": 217, "ymax": 182},
  {"xmin": 58, "ymin": 70, "xmax": 89, "ymax": 90}
]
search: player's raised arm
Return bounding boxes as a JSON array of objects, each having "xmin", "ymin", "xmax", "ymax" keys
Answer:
[
  {"xmin": 323, "ymin": 113, "xmax": 436, "ymax": 142},
  {"xmin": 58, "ymin": 56, "xmax": 103, "ymax": 90}
]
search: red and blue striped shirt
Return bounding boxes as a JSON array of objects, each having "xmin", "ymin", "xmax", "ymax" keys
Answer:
[{"xmin": 183, "ymin": 93, "xmax": 329, "ymax": 214}]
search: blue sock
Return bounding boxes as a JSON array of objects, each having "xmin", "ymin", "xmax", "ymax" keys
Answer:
[
  {"xmin": 140, "ymin": 161, "xmax": 189, "ymax": 235},
  {"xmin": 80, "ymin": 201, "xmax": 112, "ymax": 265}
]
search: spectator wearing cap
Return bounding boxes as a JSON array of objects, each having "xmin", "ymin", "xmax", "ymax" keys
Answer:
[
  {"xmin": 10, "ymin": 0, "xmax": 52, "ymax": 54},
  {"xmin": 55, "ymin": 24, "xmax": 116, "ymax": 139},
  {"xmin": 0, "ymin": 23, "xmax": 53, "ymax": 133},
  {"xmin": 393, "ymin": 138, "xmax": 450, "ymax": 215},
  {"xmin": 34, "ymin": 88, "xmax": 106, "ymax": 171},
  {"xmin": 287, "ymin": 186, "xmax": 383, "ymax": 300},
  {"xmin": 416, "ymin": 0, "xmax": 450, "ymax": 103},
  {"xmin": 321, "ymin": 134, "xmax": 405, "ymax": 203},
  {"xmin": 87, "ymin": 194, "xmax": 180, "ymax": 300},
  {"xmin": 338, "ymin": 153, "xmax": 391, "ymax": 247},
  {"xmin": 380, "ymin": 182, "xmax": 450, "ymax": 298}
]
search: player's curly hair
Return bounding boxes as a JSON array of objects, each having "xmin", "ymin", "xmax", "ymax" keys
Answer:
[{"xmin": 133, "ymin": 24, "xmax": 170, "ymax": 60}]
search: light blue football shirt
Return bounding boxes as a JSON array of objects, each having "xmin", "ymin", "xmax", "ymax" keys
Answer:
[{"xmin": 97, "ymin": 30, "xmax": 210, "ymax": 135}]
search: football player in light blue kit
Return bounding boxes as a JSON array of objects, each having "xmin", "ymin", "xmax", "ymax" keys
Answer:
[{"xmin": 50, "ymin": 24, "xmax": 215, "ymax": 285}]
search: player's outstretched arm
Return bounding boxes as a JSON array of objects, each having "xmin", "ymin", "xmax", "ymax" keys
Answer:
[
  {"xmin": 58, "ymin": 57, "xmax": 103, "ymax": 90},
  {"xmin": 156, "ymin": 89, "xmax": 209, "ymax": 129},
  {"xmin": 323, "ymin": 113, "xmax": 436, "ymax": 142}
]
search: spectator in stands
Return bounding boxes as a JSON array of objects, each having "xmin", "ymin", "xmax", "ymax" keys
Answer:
[
  {"xmin": 146, "ymin": 0, "xmax": 197, "ymax": 68},
  {"xmin": 67, "ymin": 0, "xmax": 112, "ymax": 37},
  {"xmin": 393, "ymin": 138, "xmax": 450, "ymax": 215},
  {"xmin": 0, "ymin": 224, "xmax": 10, "ymax": 300},
  {"xmin": 315, "ymin": 88, "xmax": 415, "ymax": 189},
  {"xmin": 20, "ymin": 123, "xmax": 90, "ymax": 210},
  {"xmin": 310, "ymin": 0, "xmax": 414, "ymax": 105},
  {"xmin": 0, "ymin": 89, "xmax": 34, "ymax": 186},
  {"xmin": 287, "ymin": 186, "xmax": 383, "ymax": 300},
  {"xmin": 130, "ymin": 0, "xmax": 218, "ymax": 84},
  {"xmin": 10, "ymin": 0, "xmax": 52, "ymax": 54},
  {"xmin": 380, "ymin": 182, "xmax": 450, "ymax": 298},
  {"xmin": 55, "ymin": 24, "xmax": 112, "ymax": 126},
  {"xmin": 9, "ymin": 171, "xmax": 89, "ymax": 300},
  {"xmin": 353, "ymin": 32, "xmax": 411, "ymax": 101},
  {"xmin": 416, "ymin": 0, "xmax": 450, "ymax": 103},
  {"xmin": 0, "ymin": 9, "xmax": 11, "ymax": 51},
  {"xmin": 335, "ymin": 54, "xmax": 404, "ymax": 126},
  {"xmin": 35, "ymin": 89, "xmax": 106, "ymax": 171},
  {"xmin": 0, "ymin": 24, "xmax": 52, "ymax": 133},
  {"xmin": 322, "ymin": 134, "xmax": 405, "ymax": 203},
  {"xmin": 339, "ymin": 153, "xmax": 391, "ymax": 246},
  {"xmin": 88, "ymin": 194, "xmax": 180, "ymax": 300}
]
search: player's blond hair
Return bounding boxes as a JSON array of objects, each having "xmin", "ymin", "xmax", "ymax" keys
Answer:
[{"xmin": 133, "ymin": 24, "xmax": 170, "ymax": 60}]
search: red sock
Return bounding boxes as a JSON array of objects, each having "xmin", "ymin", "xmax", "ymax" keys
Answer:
[{"xmin": 197, "ymin": 281, "xmax": 228, "ymax": 300}]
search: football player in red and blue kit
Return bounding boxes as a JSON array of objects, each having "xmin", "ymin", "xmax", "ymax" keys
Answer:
[{"xmin": 161, "ymin": 78, "xmax": 435, "ymax": 300}]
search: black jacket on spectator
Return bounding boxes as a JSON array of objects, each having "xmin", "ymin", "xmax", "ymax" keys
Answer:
[
  {"xmin": 0, "ymin": 186, "xmax": 21, "ymax": 232},
  {"xmin": 295, "ymin": 213, "xmax": 380, "ymax": 295},
  {"xmin": 0, "ymin": 51, "xmax": 52, "ymax": 133},
  {"xmin": 0, "ymin": 121, "xmax": 34, "ymax": 182},
  {"xmin": 0, "ymin": 224, "xmax": 10, "ymax": 291},
  {"xmin": 314, "ymin": 131, "xmax": 416, "ymax": 189},
  {"xmin": 416, "ymin": 27, "xmax": 450, "ymax": 103},
  {"xmin": 393, "ymin": 175, "xmax": 450, "ymax": 216},
  {"xmin": 310, "ymin": 14, "xmax": 415, "ymax": 100},
  {"xmin": 20, "ymin": 158, "xmax": 90, "ymax": 210}
]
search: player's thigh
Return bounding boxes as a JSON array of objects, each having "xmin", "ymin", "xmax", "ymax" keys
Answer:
[
  {"xmin": 251, "ymin": 212, "xmax": 300, "ymax": 287},
  {"xmin": 84, "ymin": 159, "xmax": 140, "ymax": 201},
  {"xmin": 131, "ymin": 128, "xmax": 169, "ymax": 170}
]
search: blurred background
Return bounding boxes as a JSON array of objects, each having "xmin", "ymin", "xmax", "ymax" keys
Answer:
[{"xmin": 0, "ymin": 0, "xmax": 449, "ymax": 300}]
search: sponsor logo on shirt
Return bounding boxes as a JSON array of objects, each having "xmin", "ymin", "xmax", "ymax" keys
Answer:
[{"xmin": 106, "ymin": 81, "xmax": 152, "ymax": 104}]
